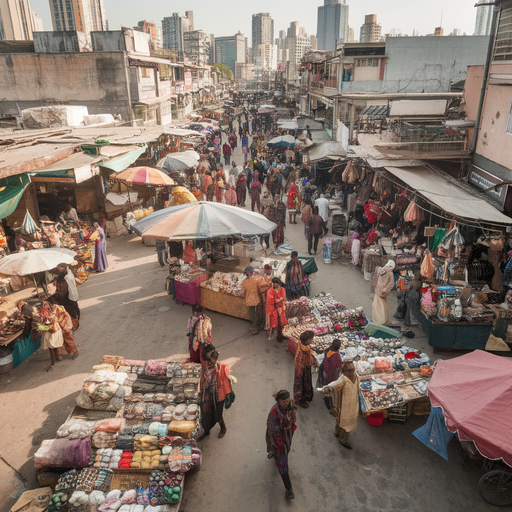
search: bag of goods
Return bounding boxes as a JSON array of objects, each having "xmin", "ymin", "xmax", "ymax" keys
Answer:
[
  {"xmin": 56, "ymin": 420, "xmax": 96, "ymax": 439},
  {"xmin": 94, "ymin": 417, "xmax": 125, "ymax": 433},
  {"xmin": 34, "ymin": 438, "xmax": 92, "ymax": 469}
]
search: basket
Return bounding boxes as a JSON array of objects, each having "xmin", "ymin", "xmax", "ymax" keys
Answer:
[
  {"xmin": 110, "ymin": 469, "xmax": 151, "ymax": 491},
  {"xmin": 100, "ymin": 355, "xmax": 124, "ymax": 371}
]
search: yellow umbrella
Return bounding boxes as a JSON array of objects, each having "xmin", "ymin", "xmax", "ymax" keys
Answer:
[{"xmin": 169, "ymin": 186, "xmax": 197, "ymax": 206}]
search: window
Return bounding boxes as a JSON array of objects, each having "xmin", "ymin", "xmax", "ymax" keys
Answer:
[
  {"xmin": 356, "ymin": 59, "xmax": 366, "ymax": 67},
  {"xmin": 368, "ymin": 59, "xmax": 379, "ymax": 67},
  {"xmin": 141, "ymin": 67, "xmax": 151, "ymax": 78},
  {"xmin": 506, "ymin": 99, "xmax": 512, "ymax": 136}
]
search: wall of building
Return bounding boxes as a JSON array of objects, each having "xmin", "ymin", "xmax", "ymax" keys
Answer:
[
  {"xmin": 0, "ymin": 52, "xmax": 132, "ymax": 121},
  {"xmin": 353, "ymin": 59, "xmax": 381, "ymax": 81},
  {"xmin": 383, "ymin": 36, "xmax": 489, "ymax": 93},
  {"xmin": 462, "ymin": 64, "xmax": 483, "ymax": 144},
  {"xmin": 474, "ymin": 62, "xmax": 512, "ymax": 173},
  {"xmin": 34, "ymin": 31, "xmax": 91, "ymax": 53}
]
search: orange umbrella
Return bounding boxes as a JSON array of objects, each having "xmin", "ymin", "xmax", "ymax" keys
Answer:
[{"xmin": 115, "ymin": 167, "xmax": 174, "ymax": 186}]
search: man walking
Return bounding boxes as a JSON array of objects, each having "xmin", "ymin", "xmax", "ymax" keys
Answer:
[
  {"xmin": 222, "ymin": 142, "xmax": 232, "ymax": 166},
  {"xmin": 314, "ymin": 194, "xmax": 329, "ymax": 236},
  {"xmin": 308, "ymin": 207, "xmax": 323, "ymax": 255}
]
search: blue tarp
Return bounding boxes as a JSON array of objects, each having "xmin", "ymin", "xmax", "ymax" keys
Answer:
[{"xmin": 413, "ymin": 406, "xmax": 454, "ymax": 460}]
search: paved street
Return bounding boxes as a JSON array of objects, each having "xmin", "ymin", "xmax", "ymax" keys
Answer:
[{"xmin": 0, "ymin": 128, "xmax": 495, "ymax": 512}]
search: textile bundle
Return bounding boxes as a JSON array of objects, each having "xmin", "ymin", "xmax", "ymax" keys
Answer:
[{"xmin": 34, "ymin": 438, "xmax": 92, "ymax": 469}]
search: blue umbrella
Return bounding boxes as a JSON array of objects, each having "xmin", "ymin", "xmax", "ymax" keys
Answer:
[{"xmin": 268, "ymin": 135, "xmax": 296, "ymax": 148}]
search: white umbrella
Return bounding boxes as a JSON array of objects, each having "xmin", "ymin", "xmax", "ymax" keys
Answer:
[
  {"xmin": 260, "ymin": 104, "xmax": 275, "ymax": 109},
  {"xmin": 157, "ymin": 152, "xmax": 199, "ymax": 172},
  {"xmin": 268, "ymin": 135, "xmax": 296, "ymax": 148},
  {"xmin": 0, "ymin": 248, "xmax": 76, "ymax": 276}
]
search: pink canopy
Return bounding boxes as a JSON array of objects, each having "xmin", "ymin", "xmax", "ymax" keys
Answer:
[{"xmin": 428, "ymin": 350, "xmax": 512, "ymax": 466}]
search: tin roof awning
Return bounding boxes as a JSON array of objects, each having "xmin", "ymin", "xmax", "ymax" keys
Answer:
[
  {"xmin": 384, "ymin": 166, "xmax": 512, "ymax": 225},
  {"xmin": 28, "ymin": 153, "xmax": 101, "ymax": 183}
]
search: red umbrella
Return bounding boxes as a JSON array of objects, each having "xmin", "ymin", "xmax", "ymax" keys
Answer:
[{"xmin": 115, "ymin": 167, "xmax": 174, "ymax": 186}]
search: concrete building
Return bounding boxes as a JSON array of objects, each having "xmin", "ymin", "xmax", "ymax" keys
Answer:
[
  {"xmin": 215, "ymin": 31, "xmax": 246, "ymax": 75},
  {"xmin": 316, "ymin": 0, "xmax": 349, "ymax": 51},
  {"xmin": 235, "ymin": 62, "xmax": 255, "ymax": 81},
  {"xmin": 337, "ymin": 36, "xmax": 490, "ymax": 94},
  {"xmin": 185, "ymin": 11, "xmax": 194, "ymax": 32},
  {"xmin": 434, "ymin": 27, "xmax": 444, "ymax": 36},
  {"xmin": 31, "ymin": 11, "xmax": 43, "ymax": 31},
  {"xmin": 49, "ymin": 0, "xmax": 107, "ymax": 33},
  {"xmin": 184, "ymin": 30, "xmax": 215, "ymax": 65},
  {"xmin": 310, "ymin": 35, "xmax": 318, "ymax": 50},
  {"xmin": 134, "ymin": 20, "xmax": 157, "ymax": 41},
  {"xmin": 162, "ymin": 12, "xmax": 191, "ymax": 52},
  {"xmin": 0, "ymin": 0, "xmax": 34, "ymax": 40},
  {"xmin": 255, "ymin": 44, "xmax": 277, "ymax": 69},
  {"xmin": 359, "ymin": 14, "xmax": 382, "ymax": 43},
  {"xmin": 474, "ymin": 0, "xmax": 494, "ymax": 36},
  {"xmin": 252, "ymin": 12, "xmax": 274, "ymax": 51},
  {"xmin": 286, "ymin": 22, "xmax": 311, "ymax": 71}
]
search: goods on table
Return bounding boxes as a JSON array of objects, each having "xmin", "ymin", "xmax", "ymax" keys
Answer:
[
  {"xmin": 201, "ymin": 271, "xmax": 246, "ymax": 296},
  {"xmin": 361, "ymin": 388, "xmax": 404, "ymax": 410},
  {"xmin": 173, "ymin": 264, "xmax": 205, "ymax": 284}
]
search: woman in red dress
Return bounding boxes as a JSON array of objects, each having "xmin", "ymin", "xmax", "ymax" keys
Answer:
[{"xmin": 266, "ymin": 278, "xmax": 288, "ymax": 342}]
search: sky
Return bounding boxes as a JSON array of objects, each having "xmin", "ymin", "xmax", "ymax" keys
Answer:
[{"xmin": 30, "ymin": 0, "xmax": 479, "ymax": 44}]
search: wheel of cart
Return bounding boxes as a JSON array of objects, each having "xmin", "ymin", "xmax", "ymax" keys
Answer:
[{"xmin": 478, "ymin": 470, "xmax": 512, "ymax": 506}]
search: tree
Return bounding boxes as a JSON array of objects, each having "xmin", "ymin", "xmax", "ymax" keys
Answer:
[{"xmin": 209, "ymin": 63, "xmax": 233, "ymax": 81}]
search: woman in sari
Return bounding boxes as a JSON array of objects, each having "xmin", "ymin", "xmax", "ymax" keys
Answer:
[
  {"xmin": 236, "ymin": 172, "xmax": 247, "ymax": 206},
  {"xmin": 285, "ymin": 251, "xmax": 305, "ymax": 300},
  {"xmin": 183, "ymin": 240, "xmax": 198, "ymax": 265},
  {"xmin": 317, "ymin": 339, "xmax": 342, "ymax": 409},
  {"xmin": 266, "ymin": 389, "xmax": 296, "ymax": 500},
  {"xmin": 293, "ymin": 330, "xmax": 314, "ymax": 408},
  {"xmin": 266, "ymin": 277, "xmax": 287, "ymax": 341},
  {"xmin": 187, "ymin": 304, "xmax": 212, "ymax": 363},
  {"xmin": 215, "ymin": 172, "xmax": 224, "ymax": 203},
  {"xmin": 198, "ymin": 345, "xmax": 231, "ymax": 440},
  {"xmin": 92, "ymin": 222, "xmax": 107, "ymax": 272},
  {"xmin": 202, "ymin": 171, "xmax": 213, "ymax": 200}
]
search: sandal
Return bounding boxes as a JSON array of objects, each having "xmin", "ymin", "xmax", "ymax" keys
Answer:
[
  {"xmin": 72, "ymin": 354, "xmax": 79, "ymax": 360},
  {"xmin": 267, "ymin": 452, "xmax": 274, "ymax": 459},
  {"xmin": 46, "ymin": 365, "xmax": 54, "ymax": 372}
]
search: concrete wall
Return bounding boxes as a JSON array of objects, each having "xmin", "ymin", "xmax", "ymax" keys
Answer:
[
  {"xmin": 339, "ymin": 80, "xmax": 383, "ymax": 93},
  {"xmin": 463, "ymin": 65, "xmax": 484, "ymax": 144},
  {"xmin": 91, "ymin": 31, "xmax": 127, "ymax": 52},
  {"xmin": 383, "ymin": 36, "xmax": 489, "ymax": 93},
  {"xmin": 0, "ymin": 52, "xmax": 132, "ymax": 121},
  {"xmin": 475, "ymin": 62, "xmax": 512, "ymax": 173},
  {"xmin": 354, "ymin": 62, "xmax": 381, "ymax": 82},
  {"xmin": 33, "ymin": 31, "xmax": 91, "ymax": 53}
]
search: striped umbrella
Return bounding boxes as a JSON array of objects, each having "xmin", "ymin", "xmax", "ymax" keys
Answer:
[
  {"xmin": 132, "ymin": 202, "xmax": 277, "ymax": 241},
  {"xmin": 115, "ymin": 167, "xmax": 174, "ymax": 186}
]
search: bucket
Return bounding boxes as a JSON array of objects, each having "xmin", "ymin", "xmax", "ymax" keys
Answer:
[
  {"xmin": 368, "ymin": 412, "xmax": 384, "ymax": 426},
  {"xmin": 322, "ymin": 237, "xmax": 332, "ymax": 264},
  {"xmin": 331, "ymin": 235, "xmax": 343, "ymax": 259},
  {"xmin": 0, "ymin": 354, "xmax": 13, "ymax": 374}
]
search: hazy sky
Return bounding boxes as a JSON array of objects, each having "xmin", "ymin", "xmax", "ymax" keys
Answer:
[{"xmin": 30, "ymin": 0, "xmax": 479, "ymax": 44}]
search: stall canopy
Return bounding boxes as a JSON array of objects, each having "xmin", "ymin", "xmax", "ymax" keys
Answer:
[
  {"xmin": 0, "ymin": 173, "xmax": 31, "ymax": 220},
  {"xmin": 100, "ymin": 146, "xmax": 147, "ymax": 173},
  {"xmin": 428, "ymin": 350, "xmax": 512, "ymax": 467},
  {"xmin": 28, "ymin": 153, "xmax": 102, "ymax": 183},
  {"xmin": 384, "ymin": 166, "xmax": 512, "ymax": 225},
  {"xmin": 305, "ymin": 141, "xmax": 347, "ymax": 162}
]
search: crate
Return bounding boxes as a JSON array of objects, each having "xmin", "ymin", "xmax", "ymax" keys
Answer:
[
  {"xmin": 388, "ymin": 403, "xmax": 408, "ymax": 424},
  {"xmin": 367, "ymin": 412, "xmax": 384, "ymax": 426}
]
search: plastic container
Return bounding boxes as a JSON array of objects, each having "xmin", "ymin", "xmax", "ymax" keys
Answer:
[
  {"xmin": 364, "ymin": 322, "xmax": 402, "ymax": 340},
  {"xmin": 367, "ymin": 412, "xmax": 384, "ymax": 426},
  {"xmin": 0, "ymin": 354, "xmax": 13, "ymax": 374},
  {"xmin": 12, "ymin": 333, "xmax": 41, "ymax": 368},
  {"xmin": 322, "ymin": 237, "xmax": 332, "ymax": 264}
]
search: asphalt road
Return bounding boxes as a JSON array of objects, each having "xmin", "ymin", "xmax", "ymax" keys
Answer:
[{"xmin": 0, "ymin": 124, "xmax": 496, "ymax": 512}]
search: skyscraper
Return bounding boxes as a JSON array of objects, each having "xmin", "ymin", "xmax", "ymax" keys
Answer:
[
  {"xmin": 252, "ymin": 12, "xmax": 274, "ymax": 49},
  {"xmin": 359, "ymin": 14, "xmax": 382, "ymax": 43},
  {"xmin": 184, "ymin": 30, "xmax": 215, "ymax": 65},
  {"xmin": 162, "ymin": 13, "xmax": 185, "ymax": 52},
  {"xmin": 215, "ymin": 31, "xmax": 246, "ymax": 75},
  {"xmin": 0, "ymin": 0, "xmax": 35, "ymax": 40},
  {"xmin": 49, "ymin": 0, "xmax": 107, "ymax": 33},
  {"xmin": 316, "ymin": 0, "xmax": 349, "ymax": 51},
  {"xmin": 474, "ymin": 0, "xmax": 493, "ymax": 35}
]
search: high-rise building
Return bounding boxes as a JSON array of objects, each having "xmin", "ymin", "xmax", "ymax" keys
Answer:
[
  {"xmin": 317, "ymin": 0, "xmax": 349, "ymax": 51},
  {"xmin": 134, "ymin": 20, "xmax": 157, "ymax": 41},
  {"xmin": 359, "ymin": 14, "xmax": 382, "ymax": 43},
  {"xmin": 184, "ymin": 30, "xmax": 215, "ymax": 65},
  {"xmin": 434, "ymin": 27, "xmax": 444, "ymax": 36},
  {"xmin": 0, "ymin": 0, "xmax": 35, "ymax": 40},
  {"xmin": 255, "ymin": 43, "xmax": 277, "ymax": 69},
  {"xmin": 215, "ymin": 31, "xmax": 246, "ymax": 75},
  {"xmin": 347, "ymin": 26, "xmax": 355, "ymax": 43},
  {"xmin": 310, "ymin": 35, "xmax": 318, "ymax": 50},
  {"xmin": 285, "ymin": 21, "xmax": 311, "ymax": 78},
  {"xmin": 162, "ymin": 13, "xmax": 186, "ymax": 52},
  {"xmin": 474, "ymin": 0, "xmax": 493, "ymax": 35},
  {"xmin": 49, "ymin": 0, "xmax": 107, "ymax": 33},
  {"xmin": 185, "ymin": 11, "xmax": 194, "ymax": 32},
  {"xmin": 252, "ymin": 12, "xmax": 274, "ymax": 50},
  {"xmin": 32, "ymin": 11, "xmax": 44, "ymax": 32}
]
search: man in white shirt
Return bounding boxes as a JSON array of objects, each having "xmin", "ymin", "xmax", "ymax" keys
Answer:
[
  {"xmin": 56, "ymin": 263, "xmax": 80, "ymax": 321},
  {"xmin": 314, "ymin": 194, "xmax": 329, "ymax": 236}
]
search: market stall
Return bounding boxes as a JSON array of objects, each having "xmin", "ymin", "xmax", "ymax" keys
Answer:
[{"xmin": 34, "ymin": 354, "xmax": 204, "ymax": 510}]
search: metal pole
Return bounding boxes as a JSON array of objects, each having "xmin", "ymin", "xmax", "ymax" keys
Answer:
[{"xmin": 470, "ymin": 3, "xmax": 501, "ymax": 153}]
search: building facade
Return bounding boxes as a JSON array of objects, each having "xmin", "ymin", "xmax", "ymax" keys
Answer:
[
  {"xmin": 0, "ymin": 0, "xmax": 34, "ymax": 40},
  {"xmin": 316, "ymin": 0, "xmax": 349, "ymax": 51},
  {"xmin": 255, "ymin": 44, "xmax": 277, "ymax": 69},
  {"xmin": 184, "ymin": 30, "xmax": 215, "ymax": 65},
  {"xmin": 49, "ymin": 0, "xmax": 107, "ymax": 33},
  {"xmin": 215, "ymin": 31, "xmax": 246, "ymax": 75},
  {"xmin": 474, "ymin": 0, "xmax": 494, "ymax": 36},
  {"xmin": 359, "ymin": 14, "xmax": 382, "ymax": 43},
  {"xmin": 162, "ymin": 12, "xmax": 192, "ymax": 52},
  {"xmin": 252, "ymin": 12, "xmax": 274, "ymax": 50},
  {"xmin": 286, "ymin": 22, "xmax": 311, "ymax": 79}
]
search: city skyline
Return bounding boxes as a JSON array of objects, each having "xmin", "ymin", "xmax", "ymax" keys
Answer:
[{"xmin": 28, "ymin": 0, "xmax": 478, "ymax": 44}]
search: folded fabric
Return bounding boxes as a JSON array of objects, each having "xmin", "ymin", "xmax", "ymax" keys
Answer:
[{"xmin": 95, "ymin": 418, "xmax": 125, "ymax": 432}]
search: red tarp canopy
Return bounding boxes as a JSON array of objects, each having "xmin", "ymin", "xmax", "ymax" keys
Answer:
[{"xmin": 428, "ymin": 350, "xmax": 512, "ymax": 466}]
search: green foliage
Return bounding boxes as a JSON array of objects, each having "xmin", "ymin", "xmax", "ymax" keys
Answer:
[{"xmin": 209, "ymin": 63, "xmax": 233, "ymax": 80}]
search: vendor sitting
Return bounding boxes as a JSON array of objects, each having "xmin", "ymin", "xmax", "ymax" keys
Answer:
[
  {"xmin": 59, "ymin": 204, "xmax": 79, "ymax": 224},
  {"xmin": 183, "ymin": 240, "xmax": 198, "ymax": 265}
]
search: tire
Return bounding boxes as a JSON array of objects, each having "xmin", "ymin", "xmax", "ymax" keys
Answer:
[{"xmin": 478, "ymin": 470, "xmax": 512, "ymax": 506}]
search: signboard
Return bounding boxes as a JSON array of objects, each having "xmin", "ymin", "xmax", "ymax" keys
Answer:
[
  {"xmin": 468, "ymin": 165, "xmax": 508, "ymax": 207},
  {"xmin": 184, "ymin": 72, "xmax": 193, "ymax": 91}
]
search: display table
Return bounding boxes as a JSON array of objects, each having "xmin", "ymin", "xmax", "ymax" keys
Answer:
[
  {"xmin": 200, "ymin": 286, "xmax": 251, "ymax": 321},
  {"xmin": 419, "ymin": 311, "xmax": 493, "ymax": 351},
  {"xmin": 175, "ymin": 273, "xmax": 208, "ymax": 305}
]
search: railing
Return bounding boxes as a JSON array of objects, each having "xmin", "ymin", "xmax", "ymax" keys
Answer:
[
  {"xmin": 311, "ymin": 78, "xmax": 337, "ymax": 92},
  {"xmin": 378, "ymin": 140, "xmax": 469, "ymax": 154}
]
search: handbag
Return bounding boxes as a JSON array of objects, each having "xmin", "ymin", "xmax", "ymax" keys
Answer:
[{"xmin": 224, "ymin": 390, "xmax": 236, "ymax": 409}]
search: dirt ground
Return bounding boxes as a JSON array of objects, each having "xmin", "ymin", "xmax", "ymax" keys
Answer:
[{"xmin": 0, "ymin": 127, "xmax": 494, "ymax": 512}]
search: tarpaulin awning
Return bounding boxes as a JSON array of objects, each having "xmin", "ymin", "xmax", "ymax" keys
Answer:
[
  {"xmin": 384, "ymin": 166, "xmax": 512, "ymax": 225},
  {"xmin": 164, "ymin": 128, "xmax": 206, "ymax": 137},
  {"xmin": 28, "ymin": 153, "xmax": 101, "ymax": 183},
  {"xmin": 0, "ymin": 173, "xmax": 31, "ymax": 220},
  {"xmin": 428, "ymin": 350, "xmax": 512, "ymax": 467},
  {"xmin": 305, "ymin": 141, "xmax": 347, "ymax": 162},
  {"xmin": 100, "ymin": 146, "xmax": 147, "ymax": 173}
]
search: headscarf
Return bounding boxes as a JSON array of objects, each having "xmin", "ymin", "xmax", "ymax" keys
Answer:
[
  {"xmin": 383, "ymin": 260, "xmax": 396, "ymax": 271},
  {"xmin": 244, "ymin": 266, "xmax": 255, "ymax": 277}
]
